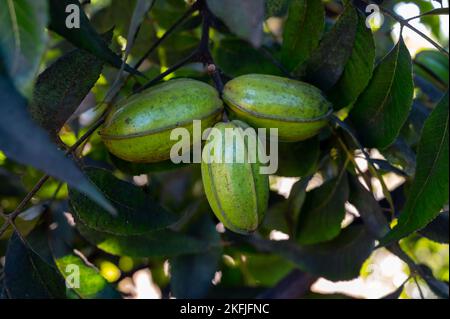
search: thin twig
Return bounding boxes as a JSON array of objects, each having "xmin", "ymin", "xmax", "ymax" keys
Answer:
[
  {"xmin": 413, "ymin": 276, "xmax": 426, "ymax": 299},
  {"xmin": 134, "ymin": 3, "xmax": 199, "ymax": 70},
  {"xmin": 361, "ymin": 0, "xmax": 449, "ymax": 56}
]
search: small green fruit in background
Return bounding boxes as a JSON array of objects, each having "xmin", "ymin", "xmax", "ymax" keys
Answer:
[
  {"xmin": 201, "ymin": 120, "xmax": 269, "ymax": 234},
  {"xmin": 100, "ymin": 79, "xmax": 223, "ymax": 163},
  {"xmin": 223, "ymin": 74, "xmax": 332, "ymax": 142}
]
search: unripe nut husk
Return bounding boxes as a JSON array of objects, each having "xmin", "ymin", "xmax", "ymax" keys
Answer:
[
  {"xmin": 201, "ymin": 120, "xmax": 269, "ymax": 234},
  {"xmin": 100, "ymin": 79, "xmax": 223, "ymax": 163},
  {"xmin": 223, "ymin": 74, "xmax": 333, "ymax": 142}
]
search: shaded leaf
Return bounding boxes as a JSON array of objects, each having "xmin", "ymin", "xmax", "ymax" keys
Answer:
[
  {"xmin": 0, "ymin": 0, "xmax": 48, "ymax": 95},
  {"xmin": 419, "ymin": 211, "xmax": 449, "ymax": 244},
  {"xmin": 69, "ymin": 167, "xmax": 177, "ymax": 236},
  {"xmin": 297, "ymin": 172, "xmax": 349, "ymax": 244},
  {"xmin": 0, "ymin": 167, "xmax": 25, "ymax": 197},
  {"xmin": 213, "ymin": 38, "xmax": 282, "ymax": 77},
  {"xmin": 29, "ymin": 38, "xmax": 108, "ymax": 136},
  {"xmin": 247, "ymin": 224, "xmax": 375, "ymax": 281},
  {"xmin": 350, "ymin": 39, "xmax": 414, "ymax": 149},
  {"xmin": 296, "ymin": 3, "xmax": 358, "ymax": 91},
  {"xmin": 77, "ymin": 222, "xmax": 208, "ymax": 258},
  {"xmin": 381, "ymin": 284, "xmax": 405, "ymax": 299},
  {"xmin": 276, "ymin": 137, "xmax": 319, "ymax": 178},
  {"xmin": 110, "ymin": 153, "xmax": 189, "ymax": 175},
  {"xmin": 281, "ymin": 0, "xmax": 324, "ymax": 71},
  {"xmin": 0, "ymin": 70, "xmax": 114, "ymax": 214},
  {"xmin": 207, "ymin": 0, "xmax": 264, "ymax": 47},
  {"xmin": 420, "ymin": 265, "xmax": 449, "ymax": 299},
  {"xmin": 382, "ymin": 93, "xmax": 449, "ymax": 244},
  {"xmin": 171, "ymin": 214, "xmax": 221, "ymax": 299},
  {"xmin": 348, "ymin": 175, "xmax": 390, "ymax": 239},
  {"xmin": 328, "ymin": 12, "xmax": 375, "ymax": 110},
  {"xmin": 48, "ymin": 0, "xmax": 140, "ymax": 76},
  {"xmin": 4, "ymin": 229, "xmax": 66, "ymax": 299}
]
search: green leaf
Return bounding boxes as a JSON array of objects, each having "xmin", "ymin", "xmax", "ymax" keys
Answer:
[
  {"xmin": 69, "ymin": 167, "xmax": 177, "ymax": 236},
  {"xmin": 54, "ymin": 254, "xmax": 121, "ymax": 299},
  {"xmin": 248, "ymin": 224, "xmax": 375, "ymax": 281},
  {"xmin": 170, "ymin": 214, "xmax": 221, "ymax": 299},
  {"xmin": 382, "ymin": 93, "xmax": 449, "ymax": 244},
  {"xmin": 350, "ymin": 38, "xmax": 414, "ymax": 149},
  {"xmin": 207, "ymin": 0, "xmax": 265, "ymax": 47},
  {"xmin": 4, "ymin": 229, "xmax": 66, "ymax": 299},
  {"xmin": 29, "ymin": 39, "xmax": 108, "ymax": 137},
  {"xmin": 0, "ymin": 71, "xmax": 114, "ymax": 214},
  {"xmin": 265, "ymin": 0, "xmax": 290, "ymax": 17},
  {"xmin": 419, "ymin": 211, "xmax": 449, "ymax": 244},
  {"xmin": 0, "ymin": 0, "xmax": 48, "ymax": 96},
  {"xmin": 297, "ymin": 172, "xmax": 349, "ymax": 245},
  {"xmin": 328, "ymin": 12, "xmax": 375, "ymax": 110},
  {"xmin": 110, "ymin": 153, "xmax": 189, "ymax": 175},
  {"xmin": 213, "ymin": 38, "xmax": 282, "ymax": 78},
  {"xmin": 296, "ymin": 3, "xmax": 358, "ymax": 91},
  {"xmin": 415, "ymin": 49, "xmax": 449, "ymax": 87},
  {"xmin": 47, "ymin": 0, "xmax": 141, "ymax": 76},
  {"xmin": 77, "ymin": 222, "xmax": 209, "ymax": 258},
  {"xmin": 281, "ymin": 0, "xmax": 324, "ymax": 71},
  {"xmin": 276, "ymin": 138, "xmax": 319, "ymax": 177}
]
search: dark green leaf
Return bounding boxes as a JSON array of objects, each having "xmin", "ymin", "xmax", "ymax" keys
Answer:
[
  {"xmin": 281, "ymin": 0, "xmax": 324, "ymax": 71},
  {"xmin": 29, "ymin": 41, "xmax": 108, "ymax": 137},
  {"xmin": 4, "ymin": 229, "xmax": 66, "ymax": 299},
  {"xmin": 48, "ymin": 0, "xmax": 141, "ymax": 76},
  {"xmin": 381, "ymin": 284, "xmax": 405, "ymax": 299},
  {"xmin": 69, "ymin": 167, "xmax": 177, "ymax": 235},
  {"xmin": 382, "ymin": 93, "xmax": 449, "ymax": 244},
  {"xmin": 420, "ymin": 265, "xmax": 449, "ymax": 299},
  {"xmin": 348, "ymin": 175, "xmax": 390, "ymax": 239},
  {"xmin": 110, "ymin": 153, "xmax": 189, "ymax": 175},
  {"xmin": 247, "ymin": 224, "xmax": 375, "ymax": 281},
  {"xmin": 296, "ymin": 3, "xmax": 358, "ymax": 91},
  {"xmin": 0, "ymin": 0, "xmax": 48, "ymax": 95},
  {"xmin": 419, "ymin": 211, "xmax": 449, "ymax": 244},
  {"xmin": 0, "ymin": 71, "xmax": 114, "ymax": 214},
  {"xmin": 328, "ymin": 12, "xmax": 375, "ymax": 110},
  {"xmin": 297, "ymin": 172, "xmax": 349, "ymax": 244},
  {"xmin": 350, "ymin": 39, "xmax": 414, "ymax": 149},
  {"xmin": 276, "ymin": 138, "xmax": 319, "ymax": 177},
  {"xmin": 207, "ymin": 0, "xmax": 265, "ymax": 47},
  {"xmin": 265, "ymin": 0, "xmax": 290, "ymax": 17},
  {"xmin": 0, "ymin": 167, "xmax": 25, "ymax": 197},
  {"xmin": 77, "ymin": 222, "xmax": 209, "ymax": 258},
  {"xmin": 214, "ymin": 38, "xmax": 282, "ymax": 77},
  {"xmin": 171, "ymin": 215, "xmax": 221, "ymax": 299}
]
